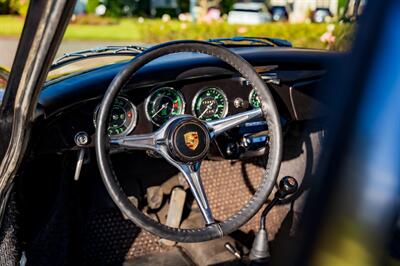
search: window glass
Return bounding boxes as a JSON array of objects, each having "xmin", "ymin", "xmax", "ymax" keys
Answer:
[{"xmin": 0, "ymin": 1, "xmax": 356, "ymax": 81}]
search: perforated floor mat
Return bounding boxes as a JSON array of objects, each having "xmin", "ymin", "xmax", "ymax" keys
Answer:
[{"xmin": 84, "ymin": 161, "xmax": 291, "ymax": 264}]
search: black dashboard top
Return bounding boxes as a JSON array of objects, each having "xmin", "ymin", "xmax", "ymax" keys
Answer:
[{"xmin": 39, "ymin": 46, "xmax": 340, "ymax": 119}]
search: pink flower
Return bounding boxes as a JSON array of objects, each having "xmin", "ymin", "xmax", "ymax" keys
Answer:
[
  {"xmin": 203, "ymin": 8, "xmax": 221, "ymax": 23},
  {"xmin": 320, "ymin": 32, "xmax": 336, "ymax": 44}
]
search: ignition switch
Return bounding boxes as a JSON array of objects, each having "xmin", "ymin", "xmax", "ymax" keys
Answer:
[
  {"xmin": 239, "ymin": 137, "xmax": 251, "ymax": 149},
  {"xmin": 74, "ymin": 131, "xmax": 90, "ymax": 181}
]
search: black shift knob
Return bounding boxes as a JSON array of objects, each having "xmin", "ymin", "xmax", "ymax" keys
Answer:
[{"xmin": 276, "ymin": 176, "xmax": 298, "ymax": 199}]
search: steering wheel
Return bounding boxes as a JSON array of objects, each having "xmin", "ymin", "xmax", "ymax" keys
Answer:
[{"xmin": 95, "ymin": 41, "xmax": 282, "ymax": 242}]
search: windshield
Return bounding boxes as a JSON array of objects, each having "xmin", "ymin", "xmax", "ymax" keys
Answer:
[
  {"xmin": 48, "ymin": 55, "xmax": 133, "ymax": 79},
  {"xmin": 47, "ymin": 43, "xmax": 149, "ymax": 81},
  {"xmin": 1, "ymin": 0, "xmax": 356, "ymax": 82}
]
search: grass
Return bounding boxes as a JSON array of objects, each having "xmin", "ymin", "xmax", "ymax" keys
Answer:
[{"xmin": 0, "ymin": 15, "xmax": 352, "ymax": 50}]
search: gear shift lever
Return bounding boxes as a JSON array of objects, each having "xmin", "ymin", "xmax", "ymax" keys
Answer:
[
  {"xmin": 249, "ymin": 176, "xmax": 299, "ymax": 263},
  {"xmin": 276, "ymin": 176, "xmax": 298, "ymax": 199}
]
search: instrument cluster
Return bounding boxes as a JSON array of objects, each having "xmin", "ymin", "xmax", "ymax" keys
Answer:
[{"xmin": 94, "ymin": 83, "xmax": 262, "ymax": 137}]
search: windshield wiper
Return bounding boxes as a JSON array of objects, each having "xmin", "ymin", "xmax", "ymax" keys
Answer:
[
  {"xmin": 51, "ymin": 45, "xmax": 147, "ymax": 69},
  {"xmin": 208, "ymin": 36, "xmax": 292, "ymax": 47}
]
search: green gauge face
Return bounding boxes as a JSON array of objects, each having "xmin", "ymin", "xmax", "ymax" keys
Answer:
[
  {"xmin": 146, "ymin": 87, "xmax": 185, "ymax": 126},
  {"xmin": 249, "ymin": 89, "xmax": 261, "ymax": 108},
  {"xmin": 94, "ymin": 97, "xmax": 137, "ymax": 137},
  {"xmin": 193, "ymin": 87, "xmax": 228, "ymax": 122}
]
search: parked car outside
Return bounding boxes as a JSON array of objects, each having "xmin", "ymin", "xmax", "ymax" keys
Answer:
[
  {"xmin": 228, "ymin": 2, "xmax": 271, "ymax": 24},
  {"xmin": 270, "ymin": 5, "xmax": 289, "ymax": 22},
  {"xmin": 312, "ymin": 7, "xmax": 333, "ymax": 23}
]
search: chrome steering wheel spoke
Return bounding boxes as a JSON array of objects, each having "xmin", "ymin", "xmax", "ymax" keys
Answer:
[
  {"xmin": 108, "ymin": 117, "xmax": 175, "ymax": 153},
  {"xmin": 176, "ymin": 162, "xmax": 215, "ymax": 225},
  {"xmin": 109, "ymin": 120, "xmax": 171, "ymax": 155},
  {"xmin": 109, "ymin": 131, "xmax": 166, "ymax": 153},
  {"xmin": 207, "ymin": 108, "xmax": 263, "ymax": 137}
]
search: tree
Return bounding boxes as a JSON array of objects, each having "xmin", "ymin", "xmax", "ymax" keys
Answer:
[
  {"xmin": 0, "ymin": 0, "xmax": 29, "ymax": 15},
  {"xmin": 86, "ymin": 0, "xmax": 149, "ymax": 17},
  {"xmin": 86, "ymin": 0, "xmax": 100, "ymax": 14}
]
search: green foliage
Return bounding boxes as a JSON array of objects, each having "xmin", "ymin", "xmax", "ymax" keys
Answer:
[
  {"xmin": 86, "ymin": 0, "xmax": 100, "ymax": 14},
  {"xmin": 153, "ymin": 8, "xmax": 179, "ymax": 17},
  {"xmin": 177, "ymin": 0, "xmax": 189, "ymax": 13},
  {"xmin": 72, "ymin": 14, "xmax": 118, "ymax": 25},
  {"xmin": 18, "ymin": 0, "xmax": 28, "ymax": 16},
  {"xmin": 86, "ymin": 0, "xmax": 143, "ymax": 17},
  {"xmin": 337, "ymin": 0, "xmax": 350, "ymax": 18},
  {"xmin": 0, "ymin": 0, "xmax": 29, "ymax": 15},
  {"xmin": 0, "ymin": 15, "xmax": 354, "ymax": 51},
  {"xmin": 220, "ymin": 0, "xmax": 235, "ymax": 14},
  {"xmin": 339, "ymin": 0, "xmax": 348, "ymax": 9},
  {"xmin": 135, "ymin": 0, "xmax": 150, "ymax": 17},
  {"xmin": 331, "ymin": 23, "xmax": 355, "ymax": 51},
  {"xmin": 87, "ymin": 0, "xmax": 147, "ymax": 17},
  {"xmin": 133, "ymin": 20, "xmax": 348, "ymax": 50}
]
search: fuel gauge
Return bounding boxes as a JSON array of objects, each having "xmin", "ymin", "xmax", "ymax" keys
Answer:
[{"xmin": 249, "ymin": 88, "xmax": 261, "ymax": 108}]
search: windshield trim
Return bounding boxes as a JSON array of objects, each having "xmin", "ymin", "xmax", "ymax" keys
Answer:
[
  {"xmin": 45, "ymin": 58, "xmax": 131, "ymax": 86},
  {"xmin": 50, "ymin": 53, "xmax": 136, "ymax": 71},
  {"xmin": 51, "ymin": 45, "xmax": 146, "ymax": 69}
]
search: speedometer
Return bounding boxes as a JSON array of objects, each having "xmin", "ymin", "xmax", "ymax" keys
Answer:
[
  {"xmin": 192, "ymin": 87, "xmax": 228, "ymax": 122},
  {"xmin": 94, "ymin": 97, "xmax": 137, "ymax": 137},
  {"xmin": 145, "ymin": 87, "xmax": 185, "ymax": 126}
]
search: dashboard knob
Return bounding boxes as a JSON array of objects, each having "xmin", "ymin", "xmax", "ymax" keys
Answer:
[
  {"xmin": 226, "ymin": 143, "xmax": 238, "ymax": 156},
  {"xmin": 74, "ymin": 131, "xmax": 89, "ymax": 147},
  {"xmin": 234, "ymin": 97, "xmax": 244, "ymax": 108}
]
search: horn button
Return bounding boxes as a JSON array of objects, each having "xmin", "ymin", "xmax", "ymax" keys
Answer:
[{"xmin": 168, "ymin": 118, "xmax": 211, "ymax": 162}]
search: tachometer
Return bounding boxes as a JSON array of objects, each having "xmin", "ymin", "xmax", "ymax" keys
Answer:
[
  {"xmin": 249, "ymin": 88, "xmax": 261, "ymax": 108},
  {"xmin": 192, "ymin": 87, "xmax": 228, "ymax": 121},
  {"xmin": 145, "ymin": 87, "xmax": 185, "ymax": 126},
  {"xmin": 94, "ymin": 97, "xmax": 137, "ymax": 137}
]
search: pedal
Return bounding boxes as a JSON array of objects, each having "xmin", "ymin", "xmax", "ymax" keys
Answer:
[
  {"xmin": 224, "ymin": 242, "xmax": 241, "ymax": 259},
  {"xmin": 159, "ymin": 187, "xmax": 186, "ymax": 246},
  {"xmin": 147, "ymin": 186, "xmax": 163, "ymax": 210}
]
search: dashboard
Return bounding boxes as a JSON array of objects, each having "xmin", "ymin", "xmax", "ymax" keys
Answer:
[{"xmin": 33, "ymin": 46, "xmax": 338, "ymax": 160}]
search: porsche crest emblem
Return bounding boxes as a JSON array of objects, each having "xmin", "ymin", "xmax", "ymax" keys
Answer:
[{"xmin": 184, "ymin": 131, "xmax": 199, "ymax": 150}]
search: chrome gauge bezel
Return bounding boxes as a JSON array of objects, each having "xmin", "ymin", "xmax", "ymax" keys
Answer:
[
  {"xmin": 248, "ymin": 88, "xmax": 262, "ymax": 108},
  {"xmin": 145, "ymin": 86, "xmax": 186, "ymax": 126},
  {"xmin": 192, "ymin": 87, "xmax": 229, "ymax": 121},
  {"xmin": 93, "ymin": 96, "xmax": 138, "ymax": 137}
]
